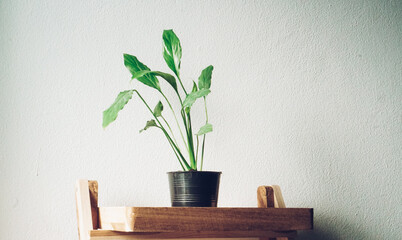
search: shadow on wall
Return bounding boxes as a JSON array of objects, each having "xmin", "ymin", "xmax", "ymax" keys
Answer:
[
  {"xmin": 297, "ymin": 214, "xmax": 371, "ymax": 240},
  {"xmin": 298, "ymin": 229, "xmax": 337, "ymax": 240}
]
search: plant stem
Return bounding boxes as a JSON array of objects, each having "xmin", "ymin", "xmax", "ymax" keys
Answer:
[
  {"xmin": 200, "ymin": 97, "xmax": 208, "ymax": 171},
  {"xmin": 164, "ymin": 128, "xmax": 186, "ymax": 171},
  {"xmin": 164, "ymin": 129, "xmax": 191, "ymax": 170},
  {"xmin": 174, "ymin": 75, "xmax": 196, "ymax": 167},
  {"xmin": 204, "ymin": 97, "xmax": 209, "ymax": 122},
  {"xmin": 200, "ymin": 135, "xmax": 205, "ymax": 171},
  {"xmin": 180, "ymin": 108, "xmax": 192, "ymax": 166},
  {"xmin": 134, "ymin": 90, "xmax": 191, "ymax": 170},
  {"xmin": 161, "ymin": 115, "xmax": 179, "ymax": 149},
  {"xmin": 161, "ymin": 124, "xmax": 185, "ymax": 171},
  {"xmin": 195, "ymin": 135, "xmax": 199, "ymax": 165},
  {"xmin": 160, "ymin": 91, "xmax": 188, "ymax": 153},
  {"xmin": 186, "ymin": 112, "xmax": 196, "ymax": 170},
  {"xmin": 174, "ymin": 76, "xmax": 194, "ymax": 167},
  {"xmin": 161, "ymin": 128, "xmax": 188, "ymax": 170},
  {"xmin": 176, "ymin": 75, "xmax": 188, "ymax": 95}
]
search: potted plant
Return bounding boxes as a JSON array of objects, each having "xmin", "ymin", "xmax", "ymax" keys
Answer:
[{"xmin": 103, "ymin": 30, "xmax": 221, "ymax": 207}]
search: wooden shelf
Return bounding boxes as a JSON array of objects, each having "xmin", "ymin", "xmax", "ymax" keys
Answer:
[
  {"xmin": 99, "ymin": 207, "xmax": 313, "ymax": 232},
  {"xmin": 76, "ymin": 180, "xmax": 313, "ymax": 240}
]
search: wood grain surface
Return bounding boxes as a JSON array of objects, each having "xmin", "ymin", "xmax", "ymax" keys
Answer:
[
  {"xmin": 99, "ymin": 207, "xmax": 313, "ymax": 232},
  {"xmin": 90, "ymin": 230, "xmax": 298, "ymax": 239}
]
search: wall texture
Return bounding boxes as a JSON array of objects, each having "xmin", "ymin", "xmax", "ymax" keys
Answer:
[{"xmin": 0, "ymin": 0, "xmax": 401, "ymax": 239}]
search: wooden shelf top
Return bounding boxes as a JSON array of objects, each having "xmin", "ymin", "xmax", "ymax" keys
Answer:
[{"xmin": 98, "ymin": 206, "xmax": 313, "ymax": 233}]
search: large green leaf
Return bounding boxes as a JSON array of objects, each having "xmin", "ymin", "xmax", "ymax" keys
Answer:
[
  {"xmin": 139, "ymin": 120, "xmax": 158, "ymax": 133},
  {"xmin": 131, "ymin": 70, "xmax": 177, "ymax": 92},
  {"xmin": 196, "ymin": 123, "xmax": 213, "ymax": 136},
  {"xmin": 123, "ymin": 54, "xmax": 161, "ymax": 91},
  {"xmin": 162, "ymin": 30, "xmax": 182, "ymax": 76},
  {"xmin": 198, "ymin": 65, "xmax": 213, "ymax": 90},
  {"xmin": 182, "ymin": 89, "xmax": 211, "ymax": 109},
  {"xmin": 153, "ymin": 101, "xmax": 163, "ymax": 117},
  {"xmin": 103, "ymin": 90, "xmax": 134, "ymax": 128}
]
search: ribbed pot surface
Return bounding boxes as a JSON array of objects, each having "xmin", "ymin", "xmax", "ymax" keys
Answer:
[{"xmin": 167, "ymin": 171, "xmax": 221, "ymax": 207}]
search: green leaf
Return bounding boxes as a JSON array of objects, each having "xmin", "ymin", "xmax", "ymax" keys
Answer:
[
  {"xmin": 130, "ymin": 70, "xmax": 150, "ymax": 80},
  {"xmin": 123, "ymin": 54, "xmax": 161, "ymax": 91},
  {"xmin": 198, "ymin": 65, "xmax": 213, "ymax": 90},
  {"xmin": 154, "ymin": 101, "xmax": 163, "ymax": 117},
  {"xmin": 191, "ymin": 81, "xmax": 198, "ymax": 93},
  {"xmin": 162, "ymin": 30, "xmax": 182, "ymax": 76},
  {"xmin": 139, "ymin": 120, "xmax": 158, "ymax": 133},
  {"xmin": 153, "ymin": 71, "xmax": 177, "ymax": 92},
  {"xmin": 182, "ymin": 89, "xmax": 211, "ymax": 109},
  {"xmin": 103, "ymin": 90, "xmax": 134, "ymax": 128},
  {"xmin": 196, "ymin": 123, "xmax": 213, "ymax": 136},
  {"xmin": 131, "ymin": 70, "xmax": 177, "ymax": 92}
]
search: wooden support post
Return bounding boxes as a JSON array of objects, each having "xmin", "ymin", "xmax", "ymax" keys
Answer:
[
  {"xmin": 76, "ymin": 180, "xmax": 99, "ymax": 240},
  {"xmin": 89, "ymin": 181, "xmax": 99, "ymax": 230},
  {"xmin": 258, "ymin": 185, "xmax": 294, "ymax": 240},
  {"xmin": 257, "ymin": 186, "xmax": 275, "ymax": 208}
]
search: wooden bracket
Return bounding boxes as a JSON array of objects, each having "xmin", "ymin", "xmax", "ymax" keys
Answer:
[
  {"xmin": 257, "ymin": 186, "xmax": 275, "ymax": 208},
  {"xmin": 76, "ymin": 180, "xmax": 99, "ymax": 240},
  {"xmin": 258, "ymin": 185, "xmax": 293, "ymax": 240}
]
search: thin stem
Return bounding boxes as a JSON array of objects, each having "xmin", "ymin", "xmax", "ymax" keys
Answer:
[
  {"xmin": 204, "ymin": 97, "xmax": 209, "ymax": 122},
  {"xmin": 160, "ymin": 91, "xmax": 188, "ymax": 153},
  {"xmin": 161, "ymin": 127, "xmax": 189, "ymax": 170},
  {"xmin": 173, "ymin": 76, "xmax": 194, "ymax": 166},
  {"xmin": 161, "ymin": 115, "xmax": 179, "ymax": 149},
  {"xmin": 134, "ymin": 90, "xmax": 191, "ymax": 170},
  {"xmin": 175, "ymin": 90, "xmax": 183, "ymax": 105},
  {"xmin": 164, "ymin": 129, "xmax": 191, "ymax": 170},
  {"xmin": 195, "ymin": 135, "xmax": 199, "ymax": 165},
  {"xmin": 181, "ymin": 108, "xmax": 190, "ymax": 152},
  {"xmin": 176, "ymin": 75, "xmax": 188, "ymax": 95},
  {"xmin": 156, "ymin": 124, "xmax": 185, "ymax": 171},
  {"xmin": 200, "ymin": 97, "xmax": 209, "ymax": 171},
  {"xmin": 182, "ymin": 110, "xmax": 191, "ymax": 165},
  {"xmin": 186, "ymin": 112, "xmax": 196, "ymax": 169},
  {"xmin": 200, "ymin": 135, "xmax": 205, "ymax": 171},
  {"xmin": 164, "ymin": 128, "xmax": 186, "ymax": 171}
]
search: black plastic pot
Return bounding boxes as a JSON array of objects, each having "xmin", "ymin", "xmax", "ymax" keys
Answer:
[{"xmin": 167, "ymin": 171, "xmax": 222, "ymax": 207}]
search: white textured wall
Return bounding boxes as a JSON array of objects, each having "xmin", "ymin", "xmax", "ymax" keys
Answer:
[{"xmin": 1, "ymin": 0, "xmax": 401, "ymax": 239}]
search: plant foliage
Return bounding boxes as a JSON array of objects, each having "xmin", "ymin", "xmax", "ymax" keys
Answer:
[{"xmin": 103, "ymin": 30, "xmax": 214, "ymax": 171}]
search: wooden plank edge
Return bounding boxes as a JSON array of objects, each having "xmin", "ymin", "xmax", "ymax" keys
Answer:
[
  {"xmin": 76, "ymin": 180, "xmax": 93, "ymax": 240},
  {"xmin": 99, "ymin": 207, "xmax": 313, "ymax": 232},
  {"xmin": 90, "ymin": 230, "xmax": 297, "ymax": 239}
]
